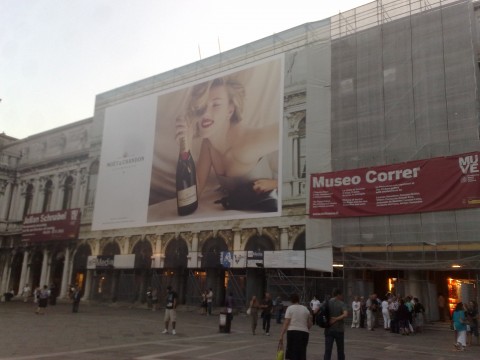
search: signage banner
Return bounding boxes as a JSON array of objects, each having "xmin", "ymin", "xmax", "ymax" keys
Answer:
[
  {"xmin": 22, "ymin": 208, "xmax": 81, "ymax": 242},
  {"xmin": 310, "ymin": 152, "xmax": 480, "ymax": 218},
  {"xmin": 264, "ymin": 250, "xmax": 305, "ymax": 268},
  {"xmin": 220, "ymin": 251, "xmax": 247, "ymax": 268},
  {"xmin": 87, "ymin": 255, "xmax": 114, "ymax": 270},
  {"xmin": 246, "ymin": 251, "xmax": 264, "ymax": 268}
]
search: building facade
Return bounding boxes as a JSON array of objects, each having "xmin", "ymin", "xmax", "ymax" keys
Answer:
[{"xmin": 1, "ymin": 0, "xmax": 479, "ymax": 318}]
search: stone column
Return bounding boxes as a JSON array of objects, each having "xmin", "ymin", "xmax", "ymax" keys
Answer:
[
  {"xmin": 83, "ymin": 270, "xmax": 92, "ymax": 300},
  {"xmin": 233, "ymin": 228, "xmax": 241, "ymax": 250},
  {"xmin": 60, "ymin": 247, "xmax": 71, "ymax": 298},
  {"xmin": 280, "ymin": 227, "xmax": 289, "ymax": 250},
  {"xmin": 0, "ymin": 182, "xmax": 13, "ymax": 219},
  {"xmin": 18, "ymin": 250, "xmax": 30, "ymax": 295},
  {"xmin": 39, "ymin": 249, "xmax": 49, "ymax": 287},
  {"xmin": 0, "ymin": 253, "xmax": 11, "ymax": 295}
]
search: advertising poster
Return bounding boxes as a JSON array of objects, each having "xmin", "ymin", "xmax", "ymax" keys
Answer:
[
  {"xmin": 93, "ymin": 57, "xmax": 283, "ymax": 230},
  {"xmin": 310, "ymin": 152, "xmax": 480, "ymax": 218}
]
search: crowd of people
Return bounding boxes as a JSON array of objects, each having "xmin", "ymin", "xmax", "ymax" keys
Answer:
[{"xmin": 348, "ymin": 293, "xmax": 427, "ymax": 335}]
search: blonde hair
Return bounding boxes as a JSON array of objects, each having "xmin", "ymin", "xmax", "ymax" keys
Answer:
[{"xmin": 186, "ymin": 76, "xmax": 245, "ymax": 124}]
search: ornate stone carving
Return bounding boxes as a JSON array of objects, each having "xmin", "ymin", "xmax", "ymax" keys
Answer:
[{"xmin": 262, "ymin": 227, "xmax": 279, "ymax": 242}]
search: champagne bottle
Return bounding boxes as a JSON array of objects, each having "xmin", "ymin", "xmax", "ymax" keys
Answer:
[{"xmin": 176, "ymin": 135, "xmax": 198, "ymax": 216}]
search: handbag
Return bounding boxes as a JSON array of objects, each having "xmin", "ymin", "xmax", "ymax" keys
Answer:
[
  {"xmin": 246, "ymin": 307, "xmax": 251, "ymax": 315},
  {"xmin": 276, "ymin": 341, "xmax": 284, "ymax": 360}
]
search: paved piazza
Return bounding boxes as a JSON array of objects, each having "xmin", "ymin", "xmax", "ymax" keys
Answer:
[{"xmin": 0, "ymin": 301, "xmax": 478, "ymax": 360}]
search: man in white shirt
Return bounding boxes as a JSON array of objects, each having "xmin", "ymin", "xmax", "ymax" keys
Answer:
[{"xmin": 310, "ymin": 295, "xmax": 321, "ymax": 324}]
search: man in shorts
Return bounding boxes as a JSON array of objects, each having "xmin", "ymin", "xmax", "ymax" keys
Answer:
[{"xmin": 162, "ymin": 286, "xmax": 177, "ymax": 335}]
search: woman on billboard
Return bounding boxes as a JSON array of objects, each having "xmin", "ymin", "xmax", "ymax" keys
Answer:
[{"xmin": 175, "ymin": 75, "xmax": 278, "ymax": 213}]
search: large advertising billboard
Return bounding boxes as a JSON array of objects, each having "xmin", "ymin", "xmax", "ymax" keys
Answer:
[
  {"xmin": 93, "ymin": 57, "xmax": 283, "ymax": 230},
  {"xmin": 310, "ymin": 152, "xmax": 480, "ymax": 218},
  {"xmin": 22, "ymin": 208, "xmax": 81, "ymax": 242}
]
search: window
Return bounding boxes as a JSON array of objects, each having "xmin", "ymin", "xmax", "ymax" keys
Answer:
[
  {"xmin": 62, "ymin": 176, "xmax": 74, "ymax": 210},
  {"xmin": 86, "ymin": 161, "xmax": 99, "ymax": 206},
  {"xmin": 297, "ymin": 118, "xmax": 306, "ymax": 178},
  {"xmin": 42, "ymin": 180, "xmax": 53, "ymax": 212},
  {"xmin": 23, "ymin": 184, "xmax": 33, "ymax": 218}
]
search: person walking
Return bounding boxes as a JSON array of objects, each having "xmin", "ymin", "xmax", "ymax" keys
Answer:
[
  {"xmin": 162, "ymin": 286, "xmax": 177, "ymax": 335},
  {"xmin": 310, "ymin": 295, "xmax": 321, "ymax": 325},
  {"xmin": 278, "ymin": 293, "xmax": 312, "ymax": 360},
  {"xmin": 381, "ymin": 296, "xmax": 391, "ymax": 330},
  {"xmin": 466, "ymin": 300, "xmax": 479, "ymax": 346},
  {"xmin": 323, "ymin": 288, "xmax": 348, "ymax": 360},
  {"xmin": 351, "ymin": 296, "xmax": 360, "ymax": 328},
  {"xmin": 274, "ymin": 296, "xmax": 284, "ymax": 324},
  {"xmin": 35, "ymin": 285, "xmax": 50, "ymax": 315},
  {"xmin": 72, "ymin": 286, "xmax": 82, "ymax": 313},
  {"xmin": 453, "ymin": 302, "xmax": 467, "ymax": 351},
  {"xmin": 206, "ymin": 288, "xmax": 213, "ymax": 316},
  {"xmin": 366, "ymin": 293, "xmax": 378, "ymax": 331},
  {"xmin": 21, "ymin": 284, "xmax": 31, "ymax": 303},
  {"xmin": 261, "ymin": 292, "xmax": 273, "ymax": 336},
  {"xmin": 248, "ymin": 295, "xmax": 260, "ymax": 335}
]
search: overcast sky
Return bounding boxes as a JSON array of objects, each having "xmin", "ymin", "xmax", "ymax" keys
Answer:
[{"xmin": 1, "ymin": 0, "xmax": 370, "ymax": 139}]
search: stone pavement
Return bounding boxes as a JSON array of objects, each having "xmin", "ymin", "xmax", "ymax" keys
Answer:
[{"xmin": 0, "ymin": 300, "xmax": 479, "ymax": 360}]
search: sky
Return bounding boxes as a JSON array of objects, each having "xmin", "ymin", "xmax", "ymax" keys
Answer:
[{"xmin": 1, "ymin": 0, "xmax": 371, "ymax": 139}]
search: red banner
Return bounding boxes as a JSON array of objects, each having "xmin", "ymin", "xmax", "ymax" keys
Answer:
[
  {"xmin": 310, "ymin": 152, "xmax": 480, "ymax": 218},
  {"xmin": 22, "ymin": 208, "xmax": 81, "ymax": 242}
]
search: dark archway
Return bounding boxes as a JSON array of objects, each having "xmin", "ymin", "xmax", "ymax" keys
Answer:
[
  {"xmin": 72, "ymin": 244, "xmax": 91, "ymax": 291},
  {"xmin": 201, "ymin": 237, "xmax": 228, "ymax": 306},
  {"xmin": 164, "ymin": 238, "xmax": 188, "ymax": 269},
  {"xmin": 244, "ymin": 234, "xmax": 275, "ymax": 302},
  {"xmin": 131, "ymin": 240, "xmax": 153, "ymax": 303},
  {"xmin": 245, "ymin": 235, "xmax": 275, "ymax": 252},
  {"xmin": 293, "ymin": 233, "xmax": 306, "ymax": 250},
  {"xmin": 30, "ymin": 250, "xmax": 43, "ymax": 289},
  {"xmin": 164, "ymin": 237, "xmax": 189, "ymax": 304},
  {"xmin": 49, "ymin": 249, "xmax": 65, "ymax": 303},
  {"xmin": 9, "ymin": 252, "xmax": 23, "ymax": 294},
  {"xmin": 202, "ymin": 237, "xmax": 228, "ymax": 268}
]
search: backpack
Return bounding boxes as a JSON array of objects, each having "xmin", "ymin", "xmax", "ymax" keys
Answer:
[{"xmin": 316, "ymin": 301, "xmax": 330, "ymax": 328}]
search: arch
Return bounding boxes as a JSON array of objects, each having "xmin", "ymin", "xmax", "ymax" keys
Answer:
[
  {"xmin": 292, "ymin": 232, "xmax": 306, "ymax": 251},
  {"xmin": 164, "ymin": 237, "xmax": 188, "ymax": 269},
  {"xmin": 202, "ymin": 237, "xmax": 228, "ymax": 268},
  {"xmin": 72, "ymin": 244, "xmax": 92, "ymax": 273},
  {"xmin": 244, "ymin": 234, "xmax": 275, "ymax": 252},
  {"xmin": 132, "ymin": 240, "xmax": 153, "ymax": 269},
  {"xmin": 101, "ymin": 241, "xmax": 121, "ymax": 256},
  {"xmin": 71, "ymin": 244, "xmax": 92, "ymax": 291}
]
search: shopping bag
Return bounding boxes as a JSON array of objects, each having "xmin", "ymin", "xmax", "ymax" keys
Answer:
[
  {"xmin": 276, "ymin": 341, "xmax": 284, "ymax": 360},
  {"xmin": 246, "ymin": 307, "xmax": 251, "ymax": 315}
]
